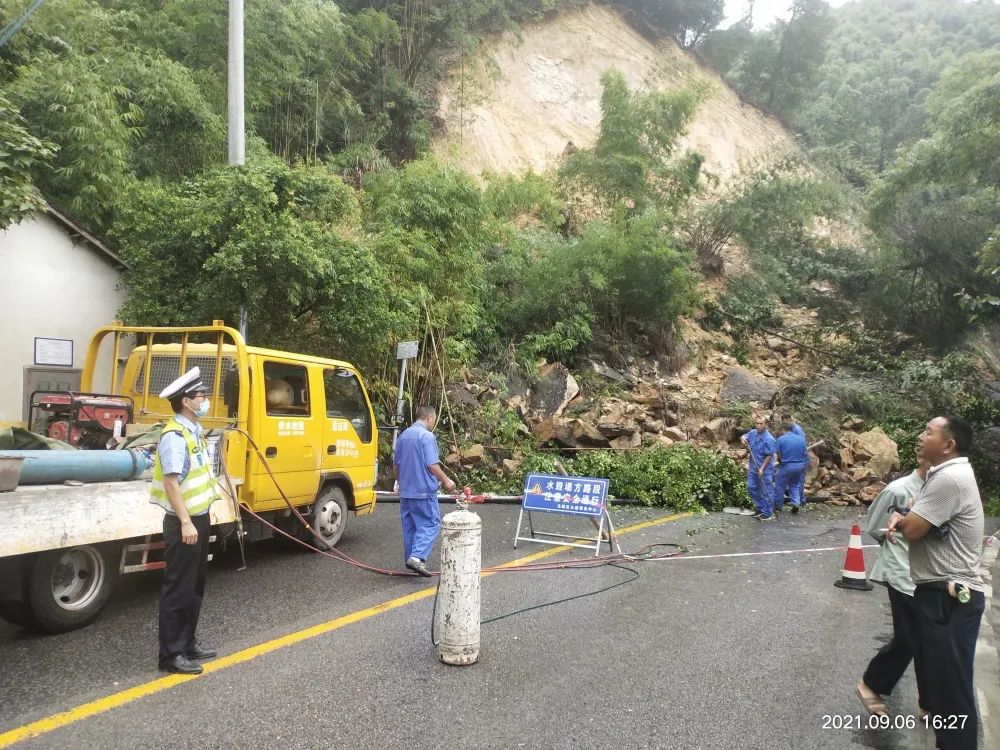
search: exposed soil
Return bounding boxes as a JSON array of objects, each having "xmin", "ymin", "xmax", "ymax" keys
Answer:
[{"xmin": 433, "ymin": 3, "xmax": 797, "ymax": 185}]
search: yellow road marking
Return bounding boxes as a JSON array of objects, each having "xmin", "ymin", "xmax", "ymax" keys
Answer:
[{"xmin": 0, "ymin": 511, "xmax": 690, "ymax": 748}]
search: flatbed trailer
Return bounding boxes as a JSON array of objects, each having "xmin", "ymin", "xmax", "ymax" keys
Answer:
[{"xmin": 0, "ymin": 476, "xmax": 239, "ymax": 633}]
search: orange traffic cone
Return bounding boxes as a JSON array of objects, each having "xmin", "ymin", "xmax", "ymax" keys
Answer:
[{"xmin": 834, "ymin": 523, "xmax": 873, "ymax": 591}]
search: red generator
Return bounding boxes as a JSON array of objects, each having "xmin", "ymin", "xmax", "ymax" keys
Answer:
[{"xmin": 29, "ymin": 391, "xmax": 134, "ymax": 449}]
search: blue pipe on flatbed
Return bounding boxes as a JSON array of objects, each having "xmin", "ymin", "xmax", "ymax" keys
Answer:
[{"xmin": 0, "ymin": 449, "xmax": 153, "ymax": 485}]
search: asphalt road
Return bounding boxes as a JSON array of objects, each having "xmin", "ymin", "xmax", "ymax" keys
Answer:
[{"xmin": 1, "ymin": 504, "xmax": 997, "ymax": 750}]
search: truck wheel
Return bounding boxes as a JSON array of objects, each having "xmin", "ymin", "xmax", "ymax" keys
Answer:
[
  {"xmin": 310, "ymin": 486, "xmax": 348, "ymax": 549},
  {"xmin": 24, "ymin": 545, "xmax": 118, "ymax": 633}
]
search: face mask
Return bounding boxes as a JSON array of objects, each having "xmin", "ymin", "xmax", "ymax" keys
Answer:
[{"xmin": 190, "ymin": 398, "xmax": 210, "ymax": 417}]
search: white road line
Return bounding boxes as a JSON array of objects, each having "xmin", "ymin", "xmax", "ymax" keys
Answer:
[{"xmin": 644, "ymin": 544, "xmax": 878, "ymax": 561}]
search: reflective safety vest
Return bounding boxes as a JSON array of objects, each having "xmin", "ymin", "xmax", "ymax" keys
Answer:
[{"xmin": 150, "ymin": 418, "xmax": 219, "ymax": 516}]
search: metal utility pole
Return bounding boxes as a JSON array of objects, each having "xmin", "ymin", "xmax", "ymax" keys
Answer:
[
  {"xmin": 228, "ymin": 0, "xmax": 245, "ymax": 166},
  {"xmin": 229, "ymin": 1, "xmax": 247, "ymax": 339}
]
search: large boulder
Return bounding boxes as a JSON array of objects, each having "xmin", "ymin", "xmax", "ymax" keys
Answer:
[
  {"xmin": 501, "ymin": 457, "xmax": 523, "ymax": 475},
  {"xmin": 570, "ymin": 419, "xmax": 610, "ymax": 447},
  {"xmin": 447, "ymin": 383, "xmax": 480, "ymax": 408},
  {"xmin": 805, "ymin": 451, "xmax": 820, "ymax": 485},
  {"xmin": 765, "ymin": 335, "xmax": 794, "ymax": 354},
  {"xmin": 530, "ymin": 362, "xmax": 579, "ymax": 419},
  {"xmin": 459, "ymin": 444, "xmax": 485, "ymax": 465},
  {"xmin": 973, "ymin": 426, "xmax": 1000, "ymax": 484},
  {"xmin": 590, "ymin": 360, "xmax": 633, "ymax": 385},
  {"xmin": 532, "ymin": 416, "xmax": 576, "ymax": 448},
  {"xmin": 698, "ymin": 417, "xmax": 732, "ymax": 444},
  {"xmin": 597, "ymin": 399, "xmax": 641, "ymax": 437},
  {"xmin": 720, "ymin": 367, "xmax": 777, "ymax": 404},
  {"xmin": 838, "ymin": 445, "xmax": 855, "ymax": 469},
  {"xmin": 850, "ymin": 427, "xmax": 900, "ymax": 479},
  {"xmin": 631, "ymin": 383, "xmax": 664, "ymax": 406},
  {"xmin": 501, "ymin": 369, "xmax": 531, "ymax": 402},
  {"xmin": 984, "ymin": 380, "xmax": 1000, "ymax": 403},
  {"xmin": 610, "ymin": 431, "xmax": 642, "ymax": 451},
  {"xmin": 662, "ymin": 426, "xmax": 688, "ymax": 442}
]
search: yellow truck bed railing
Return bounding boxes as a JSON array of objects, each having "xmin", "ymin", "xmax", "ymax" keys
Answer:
[{"xmin": 80, "ymin": 321, "xmax": 251, "ymax": 484}]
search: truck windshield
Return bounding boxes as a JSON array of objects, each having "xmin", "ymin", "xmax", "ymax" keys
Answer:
[{"xmin": 323, "ymin": 368, "xmax": 371, "ymax": 443}]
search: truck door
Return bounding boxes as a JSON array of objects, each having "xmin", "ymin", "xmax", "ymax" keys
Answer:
[
  {"xmin": 250, "ymin": 359, "xmax": 320, "ymax": 509},
  {"xmin": 321, "ymin": 367, "xmax": 377, "ymax": 513}
]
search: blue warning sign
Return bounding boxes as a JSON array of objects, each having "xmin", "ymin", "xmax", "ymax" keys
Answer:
[{"xmin": 521, "ymin": 473, "xmax": 609, "ymax": 518}]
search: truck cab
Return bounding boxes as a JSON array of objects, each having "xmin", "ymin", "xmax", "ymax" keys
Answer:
[
  {"xmin": 104, "ymin": 321, "xmax": 380, "ymax": 545},
  {"xmin": 0, "ymin": 322, "xmax": 379, "ymax": 632}
]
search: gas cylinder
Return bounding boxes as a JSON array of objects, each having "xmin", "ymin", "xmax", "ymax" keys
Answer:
[{"xmin": 435, "ymin": 508, "xmax": 482, "ymax": 665}]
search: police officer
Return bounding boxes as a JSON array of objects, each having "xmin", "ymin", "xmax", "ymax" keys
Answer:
[
  {"xmin": 741, "ymin": 416, "xmax": 777, "ymax": 521},
  {"xmin": 151, "ymin": 367, "xmax": 219, "ymax": 674}
]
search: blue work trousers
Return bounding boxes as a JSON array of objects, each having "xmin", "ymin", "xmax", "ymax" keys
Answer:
[
  {"xmin": 773, "ymin": 461, "xmax": 806, "ymax": 510},
  {"xmin": 400, "ymin": 497, "xmax": 441, "ymax": 562},
  {"xmin": 747, "ymin": 468, "xmax": 774, "ymax": 517}
]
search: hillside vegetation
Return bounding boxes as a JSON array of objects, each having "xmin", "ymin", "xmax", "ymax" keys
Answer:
[{"xmin": 2, "ymin": 0, "xmax": 998, "ymax": 508}]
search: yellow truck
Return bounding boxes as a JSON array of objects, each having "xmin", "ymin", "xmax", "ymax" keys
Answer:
[{"xmin": 0, "ymin": 322, "xmax": 379, "ymax": 632}]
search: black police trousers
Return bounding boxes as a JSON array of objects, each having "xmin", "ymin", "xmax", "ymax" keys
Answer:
[{"xmin": 158, "ymin": 512, "xmax": 211, "ymax": 662}]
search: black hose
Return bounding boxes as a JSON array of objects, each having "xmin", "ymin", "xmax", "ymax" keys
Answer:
[{"xmin": 431, "ymin": 560, "xmax": 643, "ymax": 646}]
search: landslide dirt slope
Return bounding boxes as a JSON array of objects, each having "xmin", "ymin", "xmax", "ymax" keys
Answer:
[{"xmin": 433, "ymin": 3, "xmax": 797, "ymax": 183}]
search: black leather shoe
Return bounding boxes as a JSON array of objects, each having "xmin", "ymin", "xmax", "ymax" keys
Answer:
[
  {"xmin": 186, "ymin": 642, "xmax": 217, "ymax": 660},
  {"xmin": 160, "ymin": 654, "xmax": 204, "ymax": 675}
]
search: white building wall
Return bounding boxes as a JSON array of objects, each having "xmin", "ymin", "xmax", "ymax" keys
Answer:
[{"xmin": 0, "ymin": 214, "xmax": 125, "ymax": 425}]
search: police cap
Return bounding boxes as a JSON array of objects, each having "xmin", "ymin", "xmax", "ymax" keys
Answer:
[{"xmin": 158, "ymin": 366, "xmax": 209, "ymax": 399}]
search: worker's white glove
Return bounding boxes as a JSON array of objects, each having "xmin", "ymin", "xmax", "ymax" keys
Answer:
[{"xmin": 393, "ymin": 480, "xmax": 399, "ymax": 494}]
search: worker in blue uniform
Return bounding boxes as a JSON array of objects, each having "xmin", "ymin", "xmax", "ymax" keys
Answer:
[
  {"xmin": 774, "ymin": 416, "xmax": 809, "ymax": 514},
  {"xmin": 741, "ymin": 416, "xmax": 778, "ymax": 521},
  {"xmin": 787, "ymin": 413, "xmax": 806, "ymax": 441},
  {"xmin": 393, "ymin": 405, "xmax": 456, "ymax": 576}
]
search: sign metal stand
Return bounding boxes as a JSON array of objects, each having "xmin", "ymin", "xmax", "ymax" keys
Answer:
[
  {"xmin": 514, "ymin": 473, "xmax": 621, "ymax": 556},
  {"xmin": 392, "ymin": 340, "xmax": 419, "ymax": 449}
]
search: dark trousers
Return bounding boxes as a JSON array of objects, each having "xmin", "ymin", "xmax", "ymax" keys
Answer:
[
  {"xmin": 159, "ymin": 513, "xmax": 211, "ymax": 662},
  {"xmin": 914, "ymin": 584, "xmax": 986, "ymax": 750},
  {"xmin": 863, "ymin": 585, "xmax": 927, "ymax": 707}
]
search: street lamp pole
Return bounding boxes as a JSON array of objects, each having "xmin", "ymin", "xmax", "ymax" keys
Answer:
[
  {"xmin": 228, "ymin": 0, "xmax": 248, "ymax": 340},
  {"xmin": 228, "ymin": 0, "xmax": 245, "ymax": 166}
]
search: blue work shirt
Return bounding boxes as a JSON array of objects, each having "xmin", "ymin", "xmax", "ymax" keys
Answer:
[
  {"xmin": 776, "ymin": 432, "xmax": 808, "ymax": 465},
  {"xmin": 394, "ymin": 421, "xmax": 441, "ymax": 500},
  {"xmin": 743, "ymin": 429, "xmax": 777, "ymax": 470},
  {"xmin": 156, "ymin": 414, "xmax": 205, "ymax": 515},
  {"xmin": 790, "ymin": 423, "xmax": 806, "ymax": 440}
]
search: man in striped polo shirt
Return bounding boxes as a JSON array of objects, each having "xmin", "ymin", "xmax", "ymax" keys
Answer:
[{"xmin": 888, "ymin": 415, "xmax": 985, "ymax": 750}]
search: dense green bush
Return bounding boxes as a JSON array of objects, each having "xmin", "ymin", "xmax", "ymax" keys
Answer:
[
  {"xmin": 495, "ymin": 213, "xmax": 699, "ymax": 360},
  {"xmin": 483, "ymin": 171, "xmax": 565, "ymax": 230},
  {"xmin": 112, "ymin": 161, "xmax": 405, "ymax": 360},
  {"xmin": 559, "ymin": 69, "xmax": 703, "ymax": 214},
  {"xmin": 482, "ymin": 444, "xmax": 749, "ymax": 513}
]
